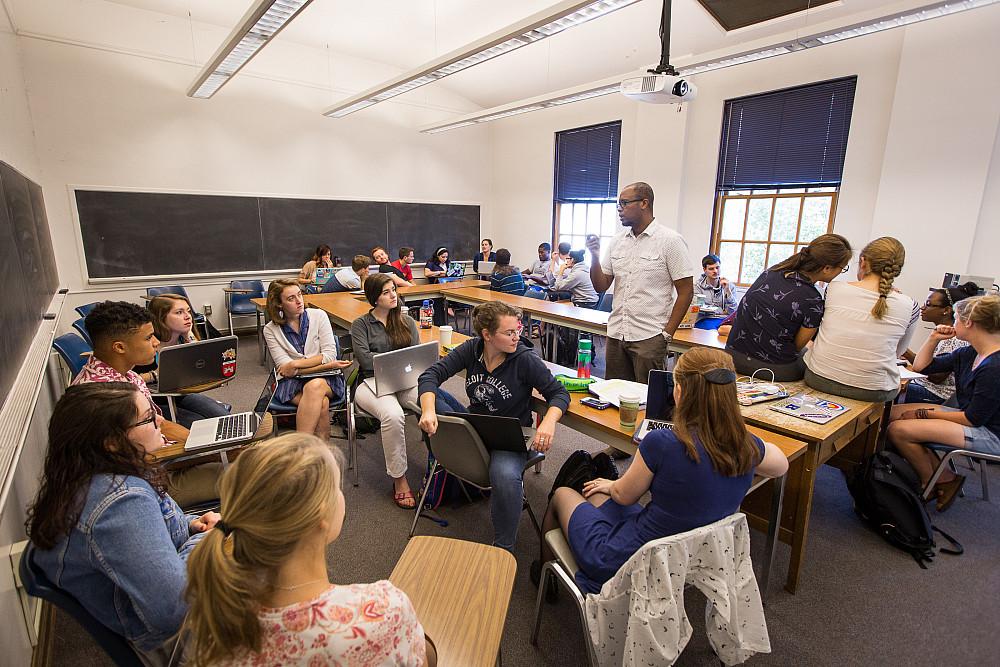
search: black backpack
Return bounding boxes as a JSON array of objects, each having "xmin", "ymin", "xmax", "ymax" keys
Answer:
[{"xmin": 846, "ymin": 451, "xmax": 962, "ymax": 567}]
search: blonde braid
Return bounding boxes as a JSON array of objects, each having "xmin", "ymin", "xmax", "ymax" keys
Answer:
[{"xmin": 863, "ymin": 237, "xmax": 905, "ymax": 320}]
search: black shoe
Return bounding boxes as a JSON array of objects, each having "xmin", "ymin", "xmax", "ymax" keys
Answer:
[
  {"xmin": 530, "ymin": 559, "xmax": 559, "ymax": 604},
  {"xmin": 548, "ymin": 450, "xmax": 596, "ymax": 500}
]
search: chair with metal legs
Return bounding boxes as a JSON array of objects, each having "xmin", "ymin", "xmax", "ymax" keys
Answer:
[{"xmin": 921, "ymin": 443, "xmax": 1000, "ymax": 503}]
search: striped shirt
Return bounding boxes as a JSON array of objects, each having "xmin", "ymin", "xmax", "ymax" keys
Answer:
[
  {"xmin": 599, "ymin": 221, "xmax": 695, "ymax": 341},
  {"xmin": 491, "ymin": 268, "xmax": 526, "ymax": 296}
]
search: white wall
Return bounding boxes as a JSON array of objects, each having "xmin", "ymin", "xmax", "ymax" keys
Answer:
[
  {"xmin": 16, "ymin": 15, "xmax": 494, "ymax": 328},
  {"xmin": 490, "ymin": 5, "xmax": 1000, "ymax": 349}
]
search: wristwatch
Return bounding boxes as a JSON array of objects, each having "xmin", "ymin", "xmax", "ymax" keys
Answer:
[{"xmin": 661, "ymin": 331, "xmax": 673, "ymax": 343}]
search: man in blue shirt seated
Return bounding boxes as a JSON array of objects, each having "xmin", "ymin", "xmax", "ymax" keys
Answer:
[
  {"xmin": 322, "ymin": 254, "xmax": 371, "ymax": 293},
  {"xmin": 694, "ymin": 254, "xmax": 738, "ymax": 330},
  {"xmin": 523, "ymin": 242, "xmax": 555, "ymax": 289}
]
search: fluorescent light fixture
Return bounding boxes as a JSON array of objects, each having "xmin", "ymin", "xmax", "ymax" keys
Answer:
[
  {"xmin": 420, "ymin": 0, "xmax": 1000, "ymax": 132},
  {"xmin": 188, "ymin": 0, "xmax": 314, "ymax": 99},
  {"xmin": 323, "ymin": 0, "xmax": 642, "ymax": 118}
]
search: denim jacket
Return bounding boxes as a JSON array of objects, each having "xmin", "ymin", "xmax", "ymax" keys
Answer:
[{"xmin": 33, "ymin": 474, "xmax": 204, "ymax": 651}]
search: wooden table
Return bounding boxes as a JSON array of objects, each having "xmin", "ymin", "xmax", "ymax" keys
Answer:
[
  {"xmin": 389, "ymin": 536, "xmax": 516, "ymax": 667},
  {"xmin": 442, "ymin": 286, "xmax": 610, "ymax": 336},
  {"xmin": 153, "ymin": 411, "xmax": 274, "ymax": 466},
  {"xmin": 668, "ymin": 327, "xmax": 728, "ymax": 354},
  {"xmin": 533, "ymin": 361, "xmax": 808, "ymax": 600}
]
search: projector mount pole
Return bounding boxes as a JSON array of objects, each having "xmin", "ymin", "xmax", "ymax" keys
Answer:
[{"xmin": 651, "ymin": 0, "xmax": 677, "ymax": 75}]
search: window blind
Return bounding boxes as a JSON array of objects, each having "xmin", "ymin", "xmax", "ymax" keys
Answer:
[
  {"xmin": 555, "ymin": 121, "xmax": 622, "ymax": 201},
  {"xmin": 718, "ymin": 77, "xmax": 857, "ymax": 189}
]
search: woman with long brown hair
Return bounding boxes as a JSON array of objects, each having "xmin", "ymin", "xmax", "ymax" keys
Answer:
[
  {"xmin": 805, "ymin": 237, "xmax": 920, "ymax": 401},
  {"xmin": 725, "ymin": 233, "xmax": 852, "ymax": 380},
  {"xmin": 184, "ymin": 434, "xmax": 433, "ymax": 666},
  {"xmin": 536, "ymin": 348, "xmax": 788, "ymax": 593},
  {"xmin": 26, "ymin": 383, "xmax": 219, "ymax": 663},
  {"xmin": 298, "ymin": 244, "xmax": 334, "ymax": 293}
]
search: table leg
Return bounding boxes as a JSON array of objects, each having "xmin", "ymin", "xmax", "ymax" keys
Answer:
[
  {"xmin": 256, "ymin": 309, "xmax": 264, "ymax": 366},
  {"xmin": 785, "ymin": 445, "xmax": 819, "ymax": 594},
  {"xmin": 757, "ymin": 473, "xmax": 786, "ymax": 604}
]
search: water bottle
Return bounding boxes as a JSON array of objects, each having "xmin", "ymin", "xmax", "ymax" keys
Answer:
[
  {"xmin": 577, "ymin": 338, "xmax": 592, "ymax": 379},
  {"xmin": 420, "ymin": 300, "xmax": 433, "ymax": 329}
]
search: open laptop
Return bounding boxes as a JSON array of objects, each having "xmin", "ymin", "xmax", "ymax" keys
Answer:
[
  {"xmin": 314, "ymin": 267, "xmax": 333, "ymax": 285},
  {"xmin": 632, "ymin": 369, "xmax": 675, "ymax": 444},
  {"xmin": 156, "ymin": 336, "xmax": 238, "ymax": 393},
  {"xmin": 443, "ymin": 412, "xmax": 536, "ymax": 453},
  {"xmin": 363, "ymin": 341, "xmax": 439, "ymax": 397},
  {"xmin": 184, "ymin": 369, "xmax": 280, "ymax": 451},
  {"xmin": 446, "ymin": 262, "xmax": 466, "ymax": 278},
  {"xmin": 477, "ymin": 260, "xmax": 496, "ymax": 275}
]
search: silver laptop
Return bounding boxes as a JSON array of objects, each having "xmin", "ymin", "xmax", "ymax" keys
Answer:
[
  {"xmin": 363, "ymin": 341, "xmax": 439, "ymax": 397},
  {"xmin": 477, "ymin": 260, "xmax": 496, "ymax": 275},
  {"xmin": 184, "ymin": 369, "xmax": 280, "ymax": 451},
  {"xmin": 156, "ymin": 336, "xmax": 238, "ymax": 393}
]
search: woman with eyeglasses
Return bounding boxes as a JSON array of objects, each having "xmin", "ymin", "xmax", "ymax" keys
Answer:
[
  {"xmin": 804, "ymin": 237, "xmax": 919, "ymax": 402},
  {"xmin": 899, "ymin": 283, "xmax": 980, "ymax": 404},
  {"xmin": 725, "ymin": 233, "xmax": 853, "ymax": 381},
  {"xmin": 26, "ymin": 383, "xmax": 220, "ymax": 664},
  {"xmin": 417, "ymin": 300, "xmax": 570, "ymax": 551},
  {"xmin": 888, "ymin": 295, "xmax": 1000, "ymax": 511}
]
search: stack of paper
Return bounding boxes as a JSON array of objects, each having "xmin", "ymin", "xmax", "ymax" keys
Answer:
[{"xmin": 587, "ymin": 378, "xmax": 648, "ymax": 408}]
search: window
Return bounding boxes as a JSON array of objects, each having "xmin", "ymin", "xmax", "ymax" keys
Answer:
[
  {"xmin": 712, "ymin": 77, "xmax": 856, "ymax": 284},
  {"xmin": 553, "ymin": 121, "xmax": 622, "ymax": 263}
]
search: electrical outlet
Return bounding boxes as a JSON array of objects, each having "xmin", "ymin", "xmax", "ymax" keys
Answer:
[{"xmin": 204, "ymin": 304, "xmax": 213, "ymax": 316}]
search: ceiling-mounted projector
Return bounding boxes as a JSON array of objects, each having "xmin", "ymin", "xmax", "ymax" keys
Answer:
[{"xmin": 620, "ymin": 73, "xmax": 696, "ymax": 104}]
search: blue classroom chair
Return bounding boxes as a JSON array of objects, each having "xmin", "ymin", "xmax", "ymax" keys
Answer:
[
  {"xmin": 71, "ymin": 318, "xmax": 93, "ymax": 347},
  {"xmin": 224, "ymin": 280, "xmax": 264, "ymax": 335},
  {"xmin": 53, "ymin": 333, "xmax": 92, "ymax": 379},
  {"xmin": 145, "ymin": 286, "xmax": 208, "ymax": 338},
  {"xmin": 75, "ymin": 302, "xmax": 99, "ymax": 318}
]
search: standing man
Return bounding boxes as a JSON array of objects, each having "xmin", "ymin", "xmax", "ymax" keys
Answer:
[
  {"xmin": 587, "ymin": 182, "xmax": 695, "ymax": 457},
  {"xmin": 694, "ymin": 254, "xmax": 738, "ymax": 330},
  {"xmin": 523, "ymin": 242, "xmax": 555, "ymax": 288}
]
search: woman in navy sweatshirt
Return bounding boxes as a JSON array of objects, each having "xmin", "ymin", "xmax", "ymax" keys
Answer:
[{"xmin": 418, "ymin": 300, "xmax": 570, "ymax": 551}]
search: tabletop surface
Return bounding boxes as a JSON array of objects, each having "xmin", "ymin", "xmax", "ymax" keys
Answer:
[
  {"xmin": 389, "ymin": 536, "xmax": 516, "ymax": 667},
  {"xmin": 738, "ymin": 379, "xmax": 879, "ymax": 442},
  {"xmin": 443, "ymin": 286, "xmax": 611, "ymax": 328}
]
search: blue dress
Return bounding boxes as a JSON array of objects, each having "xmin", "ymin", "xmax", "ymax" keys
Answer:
[{"xmin": 567, "ymin": 429, "xmax": 764, "ymax": 593}]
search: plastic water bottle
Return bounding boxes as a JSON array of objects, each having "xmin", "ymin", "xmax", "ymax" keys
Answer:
[
  {"xmin": 420, "ymin": 300, "xmax": 433, "ymax": 329},
  {"xmin": 577, "ymin": 338, "xmax": 592, "ymax": 378}
]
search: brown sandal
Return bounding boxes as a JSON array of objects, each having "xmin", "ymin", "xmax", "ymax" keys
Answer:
[{"xmin": 936, "ymin": 475, "xmax": 965, "ymax": 512}]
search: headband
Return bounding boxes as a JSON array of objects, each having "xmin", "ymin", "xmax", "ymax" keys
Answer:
[
  {"xmin": 434, "ymin": 246, "xmax": 447, "ymax": 257},
  {"xmin": 703, "ymin": 368, "xmax": 736, "ymax": 385}
]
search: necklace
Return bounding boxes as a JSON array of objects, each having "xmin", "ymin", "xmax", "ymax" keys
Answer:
[{"xmin": 270, "ymin": 578, "xmax": 329, "ymax": 592}]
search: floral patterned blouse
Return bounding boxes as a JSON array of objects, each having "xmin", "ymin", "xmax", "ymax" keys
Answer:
[{"xmin": 220, "ymin": 581, "xmax": 426, "ymax": 666}]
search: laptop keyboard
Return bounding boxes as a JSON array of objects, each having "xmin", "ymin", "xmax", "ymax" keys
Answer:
[
  {"xmin": 215, "ymin": 415, "xmax": 248, "ymax": 441},
  {"xmin": 648, "ymin": 420, "xmax": 673, "ymax": 431}
]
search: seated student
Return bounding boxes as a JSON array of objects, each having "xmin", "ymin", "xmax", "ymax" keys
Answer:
[
  {"xmin": 805, "ymin": 237, "xmax": 919, "ymax": 402},
  {"xmin": 523, "ymin": 242, "xmax": 555, "ymax": 289},
  {"xmin": 424, "ymin": 246, "xmax": 453, "ymax": 325},
  {"xmin": 888, "ymin": 294, "xmax": 1000, "ymax": 512},
  {"xmin": 27, "ymin": 383, "xmax": 221, "ymax": 665},
  {"xmin": 552, "ymin": 249, "xmax": 599, "ymax": 308},
  {"xmin": 725, "ymin": 234, "xmax": 852, "ymax": 381},
  {"xmin": 298, "ymin": 244, "xmax": 334, "ymax": 294},
  {"xmin": 138, "ymin": 294, "xmax": 231, "ymax": 428},
  {"xmin": 473, "ymin": 238, "xmax": 496, "ymax": 274},
  {"xmin": 418, "ymin": 301, "xmax": 570, "ymax": 551},
  {"xmin": 901, "ymin": 283, "xmax": 979, "ymax": 404},
  {"xmin": 535, "ymin": 348, "xmax": 788, "ymax": 594},
  {"xmin": 694, "ymin": 254, "xmax": 738, "ymax": 330},
  {"xmin": 263, "ymin": 279, "xmax": 351, "ymax": 439},
  {"xmin": 183, "ymin": 434, "xmax": 434, "ymax": 667},
  {"xmin": 73, "ymin": 301, "xmax": 220, "ymax": 507},
  {"xmin": 490, "ymin": 248, "xmax": 526, "ymax": 296},
  {"xmin": 373, "ymin": 246, "xmax": 414, "ymax": 287},
  {"xmin": 321, "ymin": 254, "xmax": 371, "ymax": 293},
  {"xmin": 548, "ymin": 242, "xmax": 573, "ymax": 301},
  {"xmin": 390, "ymin": 246, "xmax": 416, "ymax": 283}
]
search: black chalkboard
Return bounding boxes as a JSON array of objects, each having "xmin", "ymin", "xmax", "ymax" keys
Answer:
[
  {"xmin": 0, "ymin": 162, "xmax": 59, "ymax": 416},
  {"xmin": 388, "ymin": 203, "xmax": 480, "ymax": 265},
  {"xmin": 75, "ymin": 191, "xmax": 480, "ymax": 278}
]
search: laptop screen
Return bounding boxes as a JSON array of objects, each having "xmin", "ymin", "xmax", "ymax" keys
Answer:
[
  {"xmin": 645, "ymin": 369, "xmax": 675, "ymax": 421},
  {"xmin": 252, "ymin": 370, "xmax": 281, "ymax": 416}
]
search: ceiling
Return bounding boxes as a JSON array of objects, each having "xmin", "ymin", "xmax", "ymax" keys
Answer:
[{"xmin": 6, "ymin": 0, "xmax": 935, "ymax": 111}]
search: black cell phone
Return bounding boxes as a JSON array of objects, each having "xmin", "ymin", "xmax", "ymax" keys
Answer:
[{"xmin": 581, "ymin": 397, "xmax": 612, "ymax": 410}]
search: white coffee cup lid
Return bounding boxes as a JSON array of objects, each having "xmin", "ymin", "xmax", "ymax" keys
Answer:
[
  {"xmin": 440, "ymin": 325, "xmax": 452, "ymax": 330},
  {"xmin": 619, "ymin": 392, "xmax": 640, "ymax": 402}
]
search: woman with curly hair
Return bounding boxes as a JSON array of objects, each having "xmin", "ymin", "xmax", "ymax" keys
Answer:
[{"xmin": 805, "ymin": 237, "xmax": 920, "ymax": 401}]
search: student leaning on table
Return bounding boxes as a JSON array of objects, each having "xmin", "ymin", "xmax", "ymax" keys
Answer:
[
  {"xmin": 73, "ymin": 300, "xmax": 221, "ymax": 507},
  {"xmin": 351, "ymin": 273, "xmax": 463, "ymax": 510},
  {"xmin": 417, "ymin": 300, "xmax": 570, "ymax": 551},
  {"xmin": 321, "ymin": 254, "xmax": 371, "ymax": 293},
  {"xmin": 184, "ymin": 434, "xmax": 434, "ymax": 667},
  {"xmin": 263, "ymin": 279, "xmax": 351, "ymax": 440},
  {"xmin": 534, "ymin": 348, "xmax": 788, "ymax": 595},
  {"xmin": 804, "ymin": 237, "xmax": 919, "ymax": 402},
  {"xmin": 888, "ymin": 294, "xmax": 1000, "ymax": 512},
  {"xmin": 297, "ymin": 244, "xmax": 333, "ymax": 294},
  {"xmin": 27, "ymin": 383, "xmax": 221, "ymax": 666},
  {"xmin": 553, "ymin": 249, "xmax": 599, "ymax": 308}
]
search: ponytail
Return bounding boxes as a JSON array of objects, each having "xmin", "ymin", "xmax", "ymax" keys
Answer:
[
  {"xmin": 860, "ymin": 237, "xmax": 905, "ymax": 320},
  {"xmin": 770, "ymin": 233, "xmax": 852, "ymax": 279}
]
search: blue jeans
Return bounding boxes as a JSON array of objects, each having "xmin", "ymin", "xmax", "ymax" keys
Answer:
[
  {"xmin": 160, "ymin": 394, "xmax": 231, "ymax": 429},
  {"xmin": 443, "ymin": 401, "xmax": 529, "ymax": 550},
  {"xmin": 903, "ymin": 383, "xmax": 946, "ymax": 405},
  {"xmin": 434, "ymin": 388, "xmax": 466, "ymax": 414}
]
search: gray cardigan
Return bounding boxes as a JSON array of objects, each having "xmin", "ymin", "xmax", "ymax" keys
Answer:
[{"xmin": 350, "ymin": 310, "xmax": 421, "ymax": 378}]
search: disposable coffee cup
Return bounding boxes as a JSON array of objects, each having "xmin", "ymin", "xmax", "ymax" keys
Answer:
[
  {"xmin": 439, "ymin": 325, "xmax": 453, "ymax": 346},
  {"xmin": 619, "ymin": 392, "xmax": 641, "ymax": 431}
]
